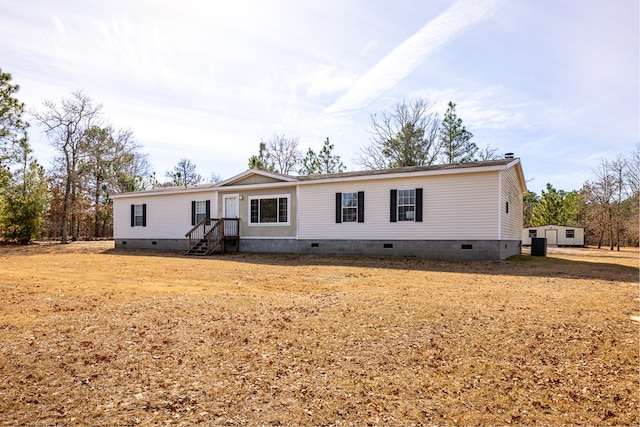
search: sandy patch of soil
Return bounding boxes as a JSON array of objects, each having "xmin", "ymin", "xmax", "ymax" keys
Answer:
[{"xmin": 0, "ymin": 242, "xmax": 637, "ymax": 426}]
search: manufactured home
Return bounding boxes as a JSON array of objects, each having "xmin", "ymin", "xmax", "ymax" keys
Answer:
[
  {"xmin": 522, "ymin": 225, "xmax": 585, "ymax": 247},
  {"xmin": 113, "ymin": 157, "xmax": 527, "ymax": 260}
]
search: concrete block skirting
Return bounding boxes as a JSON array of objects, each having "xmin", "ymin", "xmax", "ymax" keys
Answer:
[
  {"xmin": 115, "ymin": 239, "xmax": 188, "ymax": 251},
  {"xmin": 240, "ymin": 238, "xmax": 522, "ymax": 260},
  {"xmin": 116, "ymin": 238, "xmax": 522, "ymax": 260}
]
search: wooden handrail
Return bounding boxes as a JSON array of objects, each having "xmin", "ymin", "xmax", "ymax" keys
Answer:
[
  {"xmin": 185, "ymin": 217, "xmax": 217, "ymax": 238},
  {"xmin": 186, "ymin": 218, "xmax": 240, "ymax": 255}
]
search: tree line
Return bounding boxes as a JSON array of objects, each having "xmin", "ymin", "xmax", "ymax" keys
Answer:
[
  {"xmin": 524, "ymin": 146, "xmax": 639, "ymax": 249},
  {"xmin": 247, "ymin": 99, "xmax": 498, "ymax": 175},
  {"xmin": 0, "ymin": 68, "xmax": 637, "ymax": 247}
]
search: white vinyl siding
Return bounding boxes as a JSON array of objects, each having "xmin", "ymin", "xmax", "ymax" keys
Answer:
[
  {"xmin": 298, "ymin": 172, "xmax": 500, "ymax": 240},
  {"xmin": 499, "ymin": 168, "xmax": 524, "ymax": 240},
  {"xmin": 114, "ymin": 191, "xmax": 218, "ymax": 239}
]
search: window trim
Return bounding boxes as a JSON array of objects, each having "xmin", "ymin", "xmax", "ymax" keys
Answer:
[
  {"xmin": 131, "ymin": 203, "xmax": 146, "ymax": 227},
  {"xmin": 398, "ymin": 189, "xmax": 416, "ymax": 222},
  {"xmin": 336, "ymin": 191, "xmax": 365, "ymax": 223},
  {"xmin": 248, "ymin": 194, "xmax": 290, "ymax": 226},
  {"xmin": 342, "ymin": 191, "xmax": 358, "ymax": 223},
  {"xmin": 390, "ymin": 188, "xmax": 423, "ymax": 223},
  {"xmin": 191, "ymin": 200, "xmax": 211, "ymax": 225}
]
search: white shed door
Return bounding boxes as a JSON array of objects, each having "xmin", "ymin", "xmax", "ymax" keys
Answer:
[{"xmin": 545, "ymin": 229, "xmax": 558, "ymax": 245}]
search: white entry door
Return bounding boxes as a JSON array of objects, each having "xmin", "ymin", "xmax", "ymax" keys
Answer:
[
  {"xmin": 224, "ymin": 195, "xmax": 239, "ymax": 218},
  {"xmin": 545, "ymin": 229, "xmax": 558, "ymax": 245},
  {"xmin": 223, "ymin": 195, "xmax": 240, "ymax": 237}
]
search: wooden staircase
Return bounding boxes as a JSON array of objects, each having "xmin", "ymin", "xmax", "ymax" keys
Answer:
[{"xmin": 185, "ymin": 218, "xmax": 239, "ymax": 256}]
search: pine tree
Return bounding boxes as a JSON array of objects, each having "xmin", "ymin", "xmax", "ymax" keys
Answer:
[
  {"xmin": 1, "ymin": 140, "xmax": 49, "ymax": 243},
  {"xmin": 530, "ymin": 184, "xmax": 582, "ymax": 227},
  {"xmin": 0, "ymin": 69, "xmax": 28, "ymax": 167},
  {"xmin": 439, "ymin": 101, "xmax": 477, "ymax": 164},
  {"xmin": 300, "ymin": 138, "xmax": 345, "ymax": 175}
]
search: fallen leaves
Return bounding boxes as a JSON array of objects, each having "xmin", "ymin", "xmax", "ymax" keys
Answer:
[{"xmin": 0, "ymin": 242, "xmax": 637, "ymax": 426}]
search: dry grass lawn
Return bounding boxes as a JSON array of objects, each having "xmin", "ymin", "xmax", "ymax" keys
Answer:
[{"xmin": 0, "ymin": 242, "xmax": 638, "ymax": 426}]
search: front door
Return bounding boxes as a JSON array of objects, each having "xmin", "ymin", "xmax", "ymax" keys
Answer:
[
  {"xmin": 223, "ymin": 195, "xmax": 240, "ymax": 238},
  {"xmin": 545, "ymin": 229, "xmax": 558, "ymax": 245},
  {"xmin": 224, "ymin": 195, "xmax": 239, "ymax": 218}
]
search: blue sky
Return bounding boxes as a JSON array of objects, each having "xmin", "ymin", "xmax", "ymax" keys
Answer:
[{"xmin": 1, "ymin": 0, "xmax": 637, "ymax": 194}]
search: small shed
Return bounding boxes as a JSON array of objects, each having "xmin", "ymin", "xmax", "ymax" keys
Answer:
[{"xmin": 522, "ymin": 225, "xmax": 585, "ymax": 247}]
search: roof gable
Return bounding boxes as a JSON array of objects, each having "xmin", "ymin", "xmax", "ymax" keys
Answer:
[{"xmin": 215, "ymin": 169, "xmax": 298, "ymax": 187}]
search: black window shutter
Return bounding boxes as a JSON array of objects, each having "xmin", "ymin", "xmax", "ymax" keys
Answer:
[
  {"xmin": 415, "ymin": 188, "xmax": 423, "ymax": 222},
  {"xmin": 191, "ymin": 201, "xmax": 196, "ymax": 225},
  {"xmin": 130, "ymin": 204, "xmax": 135, "ymax": 227},
  {"xmin": 390, "ymin": 189, "xmax": 397, "ymax": 222},
  {"xmin": 357, "ymin": 191, "xmax": 365, "ymax": 223},
  {"xmin": 335, "ymin": 193, "xmax": 342, "ymax": 223},
  {"xmin": 205, "ymin": 200, "xmax": 211, "ymax": 218},
  {"xmin": 142, "ymin": 204, "xmax": 147, "ymax": 227}
]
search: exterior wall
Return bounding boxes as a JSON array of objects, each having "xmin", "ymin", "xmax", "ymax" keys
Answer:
[
  {"xmin": 112, "ymin": 160, "xmax": 527, "ymax": 260},
  {"xmin": 113, "ymin": 190, "xmax": 218, "ymax": 241},
  {"xmin": 500, "ymin": 167, "xmax": 524, "ymax": 240},
  {"xmin": 114, "ymin": 238, "xmax": 188, "ymax": 251},
  {"xmin": 297, "ymin": 171, "xmax": 500, "ymax": 241},
  {"xmin": 521, "ymin": 226, "xmax": 585, "ymax": 246},
  {"xmin": 239, "ymin": 238, "xmax": 521, "ymax": 260},
  {"xmin": 217, "ymin": 186, "xmax": 297, "ymax": 238},
  {"xmin": 119, "ymin": 237, "xmax": 521, "ymax": 260}
]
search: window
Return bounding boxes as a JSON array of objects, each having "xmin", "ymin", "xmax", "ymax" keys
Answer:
[
  {"xmin": 335, "ymin": 192, "xmax": 364, "ymax": 223},
  {"xmin": 528, "ymin": 230, "xmax": 537, "ymax": 238},
  {"xmin": 390, "ymin": 188, "xmax": 423, "ymax": 222},
  {"xmin": 566, "ymin": 229, "xmax": 575, "ymax": 238},
  {"xmin": 249, "ymin": 195, "xmax": 289, "ymax": 225},
  {"xmin": 342, "ymin": 192, "xmax": 358, "ymax": 222},
  {"xmin": 195, "ymin": 201, "xmax": 206, "ymax": 224},
  {"xmin": 191, "ymin": 200, "xmax": 211, "ymax": 225},
  {"xmin": 397, "ymin": 189, "xmax": 416, "ymax": 221},
  {"xmin": 506, "ymin": 201, "xmax": 509, "ymax": 213},
  {"xmin": 130, "ymin": 204, "xmax": 146, "ymax": 227},
  {"xmin": 134, "ymin": 205, "xmax": 144, "ymax": 226}
]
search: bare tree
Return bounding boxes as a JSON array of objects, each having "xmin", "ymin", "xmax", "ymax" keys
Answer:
[
  {"xmin": 476, "ymin": 145, "xmax": 501, "ymax": 161},
  {"xmin": 625, "ymin": 142, "xmax": 639, "ymax": 196},
  {"xmin": 34, "ymin": 91, "xmax": 102, "ymax": 243},
  {"xmin": 356, "ymin": 98, "xmax": 441, "ymax": 169},
  {"xmin": 249, "ymin": 134, "xmax": 302, "ymax": 174},
  {"xmin": 83, "ymin": 125, "xmax": 150, "ymax": 237},
  {"xmin": 165, "ymin": 158, "xmax": 202, "ymax": 187},
  {"xmin": 208, "ymin": 171, "xmax": 222, "ymax": 183}
]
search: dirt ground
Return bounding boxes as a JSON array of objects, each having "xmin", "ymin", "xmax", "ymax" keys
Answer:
[{"xmin": 0, "ymin": 242, "xmax": 638, "ymax": 426}]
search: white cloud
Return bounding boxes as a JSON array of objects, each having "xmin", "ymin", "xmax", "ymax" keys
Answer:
[
  {"xmin": 1, "ymin": 0, "xmax": 636, "ymax": 191},
  {"xmin": 324, "ymin": 0, "xmax": 501, "ymax": 115},
  {"xmin": 304, "ymin": 66, "xmax": 357, "ymax": 97}
]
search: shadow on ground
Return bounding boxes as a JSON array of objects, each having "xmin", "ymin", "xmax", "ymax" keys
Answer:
[{"xmin": 101, "ymin": 246, "xmax": 639, "ymax": 284}]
